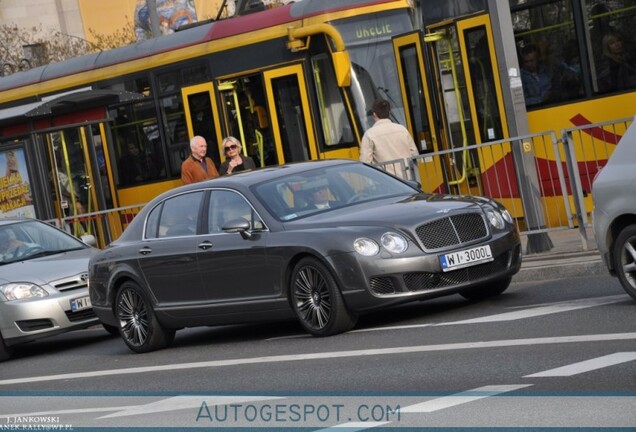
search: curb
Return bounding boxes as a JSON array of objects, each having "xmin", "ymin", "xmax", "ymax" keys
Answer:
[{"xmin": 514, "ymin": 255, "xmax": 606, "ymax": 283}]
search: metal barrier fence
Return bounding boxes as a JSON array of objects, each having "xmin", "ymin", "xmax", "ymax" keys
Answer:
[
  {"xmin": 46, "ymin": 116, "xmax": 633, "ymax": 252},
  {"xmin": 377, "ymin": 116, "xmax": 634, "ymax": 253},
  {"xmin": 46, "ymin": 203, "xmax": 146, "ymax": 249}
]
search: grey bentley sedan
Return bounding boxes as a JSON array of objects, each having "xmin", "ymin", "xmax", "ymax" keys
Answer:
[{"xmin": 89, "ymin": 160, "xmax": 521, "ymax": 353}]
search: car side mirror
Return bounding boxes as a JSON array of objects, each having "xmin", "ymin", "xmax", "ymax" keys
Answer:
[
  {"xmin": 81, "ymin": 234, "xmax": 97, "ymax": 247},
  {"xmin": 405, "ymin": 179, "xmax": 422, "ymax": 191},
  {"xmin": 222, "ymin": 217, "xmax": 252, "ymax": 239}
]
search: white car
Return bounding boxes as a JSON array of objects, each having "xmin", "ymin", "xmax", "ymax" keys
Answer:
[
  {"xmin": 592, "ymin": 120, "xmax": 636, "ymax": 300},
  {"xmin": 0, "ymin": 218, "xmax": 101, "ymax": 361}
]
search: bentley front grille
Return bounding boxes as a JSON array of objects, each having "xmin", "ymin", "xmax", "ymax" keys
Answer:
[{"xmin": 416, "ymin": 213, "xmax": 488, "ymax": 250}]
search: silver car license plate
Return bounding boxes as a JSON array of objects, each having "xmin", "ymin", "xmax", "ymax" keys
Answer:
[
  {"xmin": 440, "ymin": 245, "xmax": 493, "ymax": 272},
  {"xmin": 71, "ymin": 296, "xmax": 92, "ymax": 312}
]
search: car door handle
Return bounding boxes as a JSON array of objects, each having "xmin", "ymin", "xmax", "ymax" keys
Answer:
[
  {"xmin": 198, "ymin": 241, "xmax": 213, "ymax": 250},
  {"xmin": 138, "ymin": 247, "xmax": 152, "ymax": 255}
]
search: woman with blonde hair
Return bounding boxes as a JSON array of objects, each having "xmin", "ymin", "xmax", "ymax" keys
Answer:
[
  {"xmin": 219, "ymin": 136, "xmax": 256, "ymax": 176},
  {"xmin": 598, "ymin": 32, "xmax": 636, "ymax": 92}
]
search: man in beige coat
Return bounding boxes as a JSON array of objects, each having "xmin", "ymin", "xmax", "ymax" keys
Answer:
[{"xmin": 359, "ymin": 99, "xmax": 418, "ymax": 179}]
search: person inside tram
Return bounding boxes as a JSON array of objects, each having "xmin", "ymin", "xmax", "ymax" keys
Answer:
[
  {"xmin": 547, "ymin": 39, "xmax": 584, "ymax": 102},
  {"xmin": 119, "ymin": 141, "xmax": 159, "ymax": 185},
  {"xmin": 596, "ymin": 32, "xmax": 636, "ymax": 92},
  {"xmin": 56, "ymin": 167, "xmax": 86, "ymax": 216},
  {"xmin": 520, "ymin": 44, "xmax": 553, "ymax": 106},
  {"xmin": 218, "ymin": 136, "xmax": 256, "ymax": 176}
]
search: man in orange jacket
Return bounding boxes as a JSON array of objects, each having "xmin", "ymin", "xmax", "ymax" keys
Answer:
[{"xmin": 181, "ymin": 135, "xmax": 219, "ymax": 184}]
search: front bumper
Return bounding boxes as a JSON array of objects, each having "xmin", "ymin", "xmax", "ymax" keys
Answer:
[
  {"xmin": 0, "ymin": 288, "xmax": 99, "ymax": 346},
  {"xmin": 329, "ymin": 229, "xmax": 522, "ymax": 312}
]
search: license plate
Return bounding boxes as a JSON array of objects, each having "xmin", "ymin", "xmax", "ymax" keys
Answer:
[
  {"xmin": 440, "ymin": 245, "xmax": 493, "ymax": 272},
  {"xmin": 71, "ymin": 296, "xmax": 91, "ymax": 312}
]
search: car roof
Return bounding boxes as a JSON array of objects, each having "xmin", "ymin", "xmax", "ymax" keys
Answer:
[{"xmin": 179, "ymin": 159, "xmax": 360, "ymax": 191}]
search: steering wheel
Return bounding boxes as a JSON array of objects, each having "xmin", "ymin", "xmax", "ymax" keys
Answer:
[
  {"xmin": 347, "ymin": 192, "xmax": 371, "ymax": 204},
  {"xmin": 15, "ymin": 245, "xmax": 45, "ymax": 259}
]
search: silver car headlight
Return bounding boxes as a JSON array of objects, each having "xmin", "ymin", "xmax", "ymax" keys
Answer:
[
  {"xmin": 354, "ymin": 238, "xmax": 380, "ymax": 256},
  {"xmin": 0, "ymin": 283, "xmax": 49, "ymax": 301},
  {"xmin": 486, "ymin": 209, "xmax": 505, "ymax": 230},
  {"xmin": 381, "ymin": 232, "xmax": 408, "ymax": 254}
]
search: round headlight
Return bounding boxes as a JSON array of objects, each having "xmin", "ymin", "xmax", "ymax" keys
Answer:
[
  {"xmin": 381, "ymin": 232, "xmax": 408, "ymax": 254},
  {"xmin": 486, "ymin": 210, "xmax": 505, "ymax": 230},
  {"xmin": 353, "ymin": 238, "xmax": 380, "ymax": 256},
  {"xmin": 0, "ymin": 283, "xmax": 48, "ymax": 301}
]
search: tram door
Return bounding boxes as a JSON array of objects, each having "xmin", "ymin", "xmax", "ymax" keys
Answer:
[
  {"xmin": 44, "ymin": 125, "xmax": 110, "ymax": 240},
  {"xmin": 396, "ymin": 16, "xmax": 507, "ymax": 194},
  {"xmin": 263, "ymin": 65, "xmax": 318, "ymax": 164},
  {"xmin": 392, "ymin": 32, "xmax": 441, "ymax": 188},
  {"xmin": 182, "ymin": 83, "xmax": 223, "ymax": 166}
]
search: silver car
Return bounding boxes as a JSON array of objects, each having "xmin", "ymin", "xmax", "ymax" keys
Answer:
[
  {"xmin": 0, "ymin": 219, "xmax": 101, "ymax": 361},
  {"xmin": 592, "ymin": 120, "xmax": 636, "ymax": 300}
]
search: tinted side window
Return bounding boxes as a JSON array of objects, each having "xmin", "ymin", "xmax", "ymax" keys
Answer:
[
  {"xmin": 157, "ymin": 191, "xmax": 204, "ymax": 238},
  {"xmin": 207, "ymin": 190, "xmax": 263, "ymax": 233},
  {"xmin": 145, "ymin": 203, "xmax": 162, "ymax": 239}
]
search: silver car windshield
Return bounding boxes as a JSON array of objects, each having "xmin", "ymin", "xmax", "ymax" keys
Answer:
[
  {"xmin": 253, "ymin": 163, "xmax": 417, "ymax": 221},
  {"xmin": 0, "ymin": 221, "xmax": 86, "ymax": 264}
]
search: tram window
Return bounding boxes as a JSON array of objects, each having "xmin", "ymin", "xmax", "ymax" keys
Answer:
[
  {"xmin": 111, "ymin": 100, "xmax": 167, "ymax": 187},
  {"xmin": 311, "ymin": 54, "xmax": 354, "ymax": 147},
  {"xmin": 159, "ymin": 94, "xmax": 192, "ymax": 177},
  {"xmin": 158, "ymin": 70, "xmax": 180, "ymax": 93},
  {"xmin": 103, "ymin": 75, "xmax": 152, "ymax": 97},
  {"xmin": 157, "ymin": 62, "xmax": 210, "ymax": 94},
  {"xmin": 511, "ymin": 0, "xmax": 584, "ymax": 107},
  {"xmin": 182, "ymin": 63, "xmax": 210, "ymax": 86},
  {"xmin": 584, "ymin": 0, "xmax": 636, "ymax": 94}
]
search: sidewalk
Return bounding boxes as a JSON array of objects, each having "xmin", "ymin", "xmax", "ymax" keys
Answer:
[{"xmin": 514, "ymin": 226, "xmax": 606, "ymax": 283}]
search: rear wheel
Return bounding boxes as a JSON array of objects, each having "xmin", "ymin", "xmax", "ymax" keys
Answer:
[
  {"xmin": 115, "ymin": 281, "xmax": 175, "ymax": 353},
  {"xmin": 460, "ymin": 276, "xmax": 512, "ymax": 301},
  {"xmin": 0, "ymin": 334, "xmax": 14, "ymax": 362},
  {"xmin": 612, "ymin": 224, "xmax": 636, "ymax": 301},
  {"xmin": 290, "ymin": 257, "xmax": 357, "ymax": 336}
]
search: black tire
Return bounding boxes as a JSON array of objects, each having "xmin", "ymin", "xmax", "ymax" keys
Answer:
[
  {"xmin": 290, "ymin": 257, "xmax": 357, "ymax": 336},
  {"xmin": 0, "ymin": 333, "xmax": 14, "ymax": 362},
  {"xmin": 460, "ymin": 276, "xmax": 512, "ymax": 301},
  {"xmin": 612, "ymin": 224, "xmax": 636, "ymax": 301},
  {"xmin": 102, "ymin": 323, "xmax": 120, "ymax": 337},
  {"xmin": 115, "ymin": 281, "xmax": 175, "ymax": 353}
]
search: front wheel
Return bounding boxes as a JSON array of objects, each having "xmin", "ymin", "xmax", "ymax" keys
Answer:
[
  {"xmin": 460, "ymin": 276, "xmax": 512, "ymax": 301},
  {"xmin": 612, "ymin": 224, "xmax": 636, "ymax": 301},
  {"xmin": 115, "ymin": 281, "xmax": 175, "ymax": 353},
  {"xmin": 290, "ymin": 257, "xmax": 357, "ymax": 337}
]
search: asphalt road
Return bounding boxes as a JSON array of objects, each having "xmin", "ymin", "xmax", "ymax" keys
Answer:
[{"xmin": 1, "ymin": 274, "xmax": 635, "ymax": 429}]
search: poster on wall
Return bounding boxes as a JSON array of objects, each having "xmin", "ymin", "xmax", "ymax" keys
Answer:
[{"xmin": 0, "ymin": 148, "xmax": 36, "ymax": 219}]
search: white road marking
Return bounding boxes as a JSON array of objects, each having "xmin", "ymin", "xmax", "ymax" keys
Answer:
[
  {"xmin": 525, "ymin": 352, "xmax": 636, "ymax": 377},
  {"xmin": 349, "ymin": 295, "xmax": 627, "ymax": 333},
  {"xmin": 2, "ymin": 333, "xmax": 636, "ymax": 386},
  {"xmin": 400, "ymin": 384, "xmax": 532, "ymax": 413}
]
